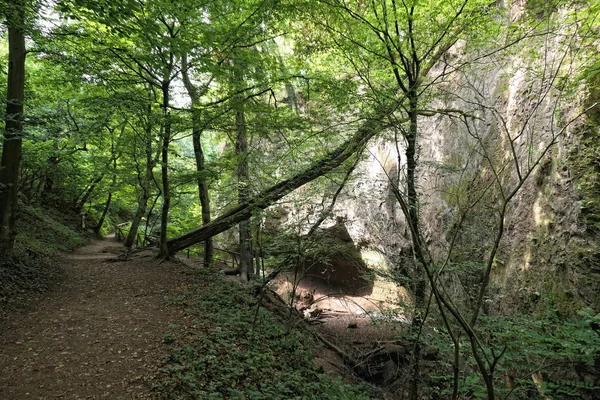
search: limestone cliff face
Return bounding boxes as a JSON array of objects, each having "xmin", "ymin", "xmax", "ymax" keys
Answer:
[{"xmin": 320, "ymin": 6, "xmax": 600, "ymax": 315}]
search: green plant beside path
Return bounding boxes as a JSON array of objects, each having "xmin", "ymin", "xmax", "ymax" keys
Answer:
[{"xmin": 157, "ymin": 266, "xmax": 372, "ymax": 400}]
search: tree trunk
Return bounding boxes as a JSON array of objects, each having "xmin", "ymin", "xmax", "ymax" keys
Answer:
[
  {"xmin": 95, "ymin": 150, "xmax": 118, "ymax": 235},
  {"xmin": 95, "ymin": 192, "xmax": 112, "ymax": 235},
  {"xmin": 193, "ymin": 126, "xmax": 214, "ymax": 266},
  {"xmin": 233, "ymin": 64, "xmax": 253, "ymax": 281},
  {"xmin": 405, "ymin": 89, "xmax": 426, "ymax": 400},
  {"xmin": 158, "ymin": 82, "xmax": 171, "ymax": 259},
  {"xmin": 126, "ymin": 194, "xmax": 148, "ymax": 248},
  {"xmin": 181, "ymin": 54, "xmax": 213, "ymax": 267},
  {"xmin": 166, "ymin": 102, "xmax": 395, "ymax": 256},
  {"xmin": 125, "ymin": 104, "xmax": 154, "ymax": 249},
  {"xmin": 0, "ymin": 3, "xmax": 26, "ymax": 258},
  {"xmin": 406, "ymin": 90, "xmax": 426, "ymax": 307}
]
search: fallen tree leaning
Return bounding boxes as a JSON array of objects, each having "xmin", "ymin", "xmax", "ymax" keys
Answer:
[{"xmin": 166, "ymin": 102, "xmax": 400, "ymax": 256}]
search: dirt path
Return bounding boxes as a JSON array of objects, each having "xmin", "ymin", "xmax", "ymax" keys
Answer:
[{"xmin": 0, "ymin": 239, "xmax": 194, "ymax": 399}]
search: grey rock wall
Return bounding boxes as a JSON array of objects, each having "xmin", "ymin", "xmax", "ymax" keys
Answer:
[{"xmin": 323, "ymin": 12, "xmax": 600, "ymax": 314}]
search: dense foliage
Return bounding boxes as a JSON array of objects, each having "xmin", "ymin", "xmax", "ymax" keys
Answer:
[
  {"xmin": 157, "ymin": 268, "xmax": 371, "ymax": 399},
  {"xmin": 1, "ymin": 0, "xmax": 600, "ymax": 398}
]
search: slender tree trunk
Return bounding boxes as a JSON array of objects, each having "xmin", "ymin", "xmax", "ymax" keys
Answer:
[
  {"xmin": 277, "ymin": 53, "xmax": 299, "ymax": 113},
  {"xmin": 126, "ymin": 195, "xmax": 148, "ymax": 248},
  {"xmin": 158, "ymin": 82, "xmax": 171, "ymax": 259},
  {"xmin": 145, "ymin": 192, "xmax": 161, "ymax": 242},
  {"xmin": 95, "ymin": 193, "xmax": 112, "ymax": 235},
  {"xmin": 391, "ymin": 149, "xmax": 498, "ymax": 400},
  {"xmin": 406, "ymin": 90, "xmax": 425, "ymax": 307},
  {"xmin": 193, "ymin": 122, "xmax": 214, "ymax": 266},
  {"xmin": 235, "ymin": 103, "xmax": 254, "ymax": 281},
  {"xmin": 233, "ymin": 75, "xmax": 253, "ymax": 281},
  {"xmin": 0, "ymin": 3, "xmax": 26, "ymax": 258},
  {"xmin": 75, "ymin": 126, "xmax": 118, "ymax": 211},
  {"xmin": 95, "ymin": 150, "xmax": 118, "ymax": 235},
  {"xmin": 125, "ymin": 105, "xmax": 154, "ymax": 249},
  {"xmin": 405, "ymin": 89, "xmax": 425, "ymax": 400},
  {"xmin": 125, "ymin": 167, "xmax": 152, "ymax": 249},
  {"xmin": 181, "ymin": 55, "xmax": 213, "ymax": 267}
]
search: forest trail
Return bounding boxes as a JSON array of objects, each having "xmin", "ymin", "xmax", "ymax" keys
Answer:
[{"xmin": 0, "ymin": 239, "xmax": 194, "ymax": 399}]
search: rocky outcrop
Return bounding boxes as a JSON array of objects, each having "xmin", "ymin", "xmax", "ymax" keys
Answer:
[
  {"xmin": 265, "ymin": 4, "xmax": 599, "ymax": 316},
  {"xmin": 315, "ymin": 6, "xmax": 598, "ymax": 314}
]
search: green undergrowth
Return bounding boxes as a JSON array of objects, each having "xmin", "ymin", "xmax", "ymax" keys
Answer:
[
  {"xmin": 155, "ymin": 268, "xmax": 372, "ymax": 400},
  {"xmin": 15, "ymin": 204, "xmax": 88, "ymax": 256},
  {"xmin": 421, "ymin": 306, "xmax": 600, "ymax": 399},
  {"xmin": 0, "ymin": 203, "xmax": 87, "ymax": 314}
]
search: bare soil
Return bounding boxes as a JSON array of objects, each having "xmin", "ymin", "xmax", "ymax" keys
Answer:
[
  {"xmin": 0, "ymin": 239, "xmax": 196, "ymax": 400},
  {"xmin": 271, "ymin": 271, "xmax": 410, "ymax": 396}
]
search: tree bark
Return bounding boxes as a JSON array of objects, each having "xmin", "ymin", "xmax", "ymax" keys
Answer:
[
  {"xmin": 126, "ymin": 194, "xmax": 148, "ymax": 248},
  {"xmin": 158, "ymin": 82, "xmax": 171, "ymax": 259},
  {"xmin": 193, "ymin": 123, "xmax": 214, "ymax": 265},
  {"xmin": 95, "ymin": 147, "xmax": 116, "ymax": 235},
  {"xmin": 0, "ymin": 2, "xmax": 26, "ymax": 258},
  {"xmin": 405, "ymin": 88, "xmax": 426, "ymax": 400},
  {"xmin": 125, "ymin": 104, "xmax": 154, "ymax": 249},
  {"xmin": 166, "ymin": 102, "xmax": 395, "ymax": 256},
  {"xmin": 406, "ymin": 90, "xmax": 426, "ymax": 307},
  {"xmin": 95, "ymin": 192, "xmax": 112, "ymax": 235},
  {"xmin": 181, "ymin": 54, "xmax": 213, "ymax": 267},
  {"xmin": 233, "ymin": 64, "xmax": 253, "ymax": 281}
]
